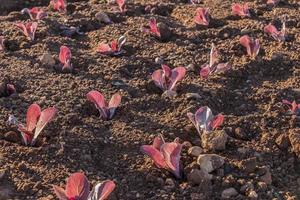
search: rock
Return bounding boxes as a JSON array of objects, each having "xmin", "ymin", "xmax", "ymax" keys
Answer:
[
  {"xmin": 186, "ymin": 64, "xmax": 196, "ymax": 72},
  {"xmin": 238, "ymin": 157, "xmax": 257, "ymax": 173},
  {"xmin": 275, "ymin": 134, "xmax": 290, "ymax": 150},
  {"xmin": 154, "ymin": 57, "xmax": 164, "ymax": 65},
  {"xmin": 4, "ymin": 131, "xmax": 19, "ymax": 143},
  {"xmin": 188, "ymin": 146, "xmax": 203, "ymax": 157},
  {"xmin": 240, "ymin": 182, "xmax": 254, "ymax": 194},
  {"xmin": 186, "ymin": 93, "xmax": 201, "ymax": 100},
  {"xmin": 257, "ymin": 181, "xmax": 267, "ymax": 192},
  {"xmin": 247, "ymin": 190, "xmax": 258, "ymax": 200},
  {"xmin": 95, "ymin": 11, "xmax": 111, "ymax": 23},
  {"xmin": 289, "ymin": 129, "xmax": 300, "ymax": 158},
  {"xmin": 39, "ymin": 52, "xmax": 55, "ymax": 66},
  {"xmin": 157, "ymin": 22, "xmax": 172, "ymax": 41},
  {"xmin": 259, "ymin": 167, "xmax": 272, "ymax": 185},
  {"xmin": 187, "ymin": 169, "xmax": 212, "ymax": 186},
  {"xmin": 164, "ymin": 178, "xmax": 175, "ymax": 191},
  {"xmin": 221, "ymin": 187, "xmax": 238, "ymax": 199},
  {"xmin": 197, "ymin": 154, "xmax": 225, "ymax": 173},
  {"xmin": 201, "ymin": 130, "xmax": 228, "ymax": 151}
]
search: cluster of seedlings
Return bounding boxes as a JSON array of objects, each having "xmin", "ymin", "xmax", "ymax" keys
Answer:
[{"xmin": 0, "ymin": 0, "xmax": 299, "ymax": 199}]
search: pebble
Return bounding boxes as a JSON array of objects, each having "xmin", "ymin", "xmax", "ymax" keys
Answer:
[
  {"xmin": 188, "ymin": 146, "xmax": 203, "ymax": 157},
  {"xmin": 221, "ymin": 187, "xmax": 238, "ymax": 199},
  {"xmin": 155, "ymin": 57, "xmax": 164, "ymax": 65},
  {"xmin": 201, "ymin": 130, "xmax": 228, "ymax": 151},
  {"xmin": 164, "ymin": 178, "xmax": 175, "ymax": 191},
  {"xmin": 257, "ymin": 181, "xmax": 267, "ymax": 192},
  {"xmin": 197, "ymin": 154, "xmax": 225, "ymax": 173},
  {"xmin": 39, "ymin": 52, "xmax": 55, "ymax": 66},
  {"xmin": 4, "ymin": 131, "xmax": 19, "ymax": 143},
  {"xmin": 238, "ymin": 157, "xmax": 257, "ymax": 173},
  {"xmin": 186, "ymin": 93, "xmax": 201, "ymax": 100},
  {"xmin": 95, "ymin": 11, "xmax": 111, "ymax": 23},
  {"xmin": 186, "ymin": 64, "xmax": 196, "ymax": 72},
  {"xmin": 248, "ymin": 190, "xmax": 258, "ymax": 199},
  {"xmin": 187, "ymin": 169, "xmax": 212, "ymax": 186}
]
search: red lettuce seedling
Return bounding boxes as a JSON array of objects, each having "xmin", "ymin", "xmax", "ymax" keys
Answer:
[
  {"xmin": 232, "ymin": 3, "xmax": 251, "ymax": 18},
  {"xmin": 21, "ymin": 7, "xmax": 47, "ymax": 20},
  {"xmin": 187, "ymin": 106, "xmax": 224, "ymax": 135},
  {"xmin": 282, "ymin": 100, "xmax": 300, "ymax": 115},
  {"xmin": 140, "ymin": 135, "xmax": 183, "ymax": 178},
  {"xmin": 15, "ymin": 22, "xmax": 38, "ymax": 41},
  {"xmin": 14, "ymin": 103, "xmax": 57, "ymax": 146},
  {"xmin": 194, "ymin": 8, "xmax": 210, "ymax": 26},
  {"xmin": 267, "ymin": 0, "xmax": 280, "ymax": 6},
  {"xmin": 59, "ymin": 46, "xmax": 73, "ymax": 71},
  {"xmin": 97, "ymin": 36, "xmax": 126, "ymax": 56},
  {"xmin": 239, "ymin": 35, "xmax": 260, "ymax": 59},
  {"xmin": 53, "ymin": 172, "xmax": 115, "ymax": 200},
  {"xmin": 200, "ymin": 43, "xmax": 231, "ymax": 78},
  {"xmin": 87, "ymin": 90, "xmax": 121, "ymax": 120},
  {"xmin": 50, "ymin": 0, "xmax": 67, "ymax": 13},
  {"xmin": 116, "ymin": 0, "xmax": 126, "ymax": 13},
  {"xmin": 143, "ymin": 18, "xmax": 161, "ymax": 38},
  {"xmin": 0, "ymin": 36, "xmax": 4, "ymax": 51},
  {"xmin": 264, "ymin": 17, "xmax": 286, "ymax": 42},
  {"xmin": 152, "ymin": 64, "xmax": 186, "ymax": 97}
]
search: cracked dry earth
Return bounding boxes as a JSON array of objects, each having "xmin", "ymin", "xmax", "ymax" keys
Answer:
[{"xmin": 0, "ymin": 0, "xmax": 300, "ymax": 199}]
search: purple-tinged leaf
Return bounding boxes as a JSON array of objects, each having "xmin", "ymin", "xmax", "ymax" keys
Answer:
[
  {"xmin": 50, "ymin": 0, "xmax": 67, "ymax": 13},
  {"xmin": 108, "ymin": 93, "xmax": 121, "ymax": 119},
  {"xmin": 232, "ymin": 3, "xmax": 251, "ymax": 18},
  {"xmin": 267, "ymin": 0, "xmax": 280, "ymax": 6},
  {"xmin": 59, "ymin": 46, "xmax": 73, "ymax": 71},
  {"xmin": 65, "ymin": 173, "xmax": 90, "ymax": 200},
  {"xmin": 282, "ymin": 100, "xmax": 300, "ymax": 115},
  {"xmin": 15, "ymin": 22, "xmax": 38, "ymax": 41},
  {"xmin": 53, "ymin": 185, "xmax": 68, "ymax": 200},
  {"xmin": 264, "ymin": 23, "xmax": 286, "ymax": 41},
  {"xmin": 88, "ymin": 180, "xmax": 116, "ymax": 200},
  {"xmin": 116, "ymin": 0, "xmax": 126, "ymax": 13},
  {"xmin": 239, "ymin": 35, "xmax": 260, "ymax": 58},
  {"xmin": 168, "ymin": 67, "xmax": 186, "ymax": 91},
  {"xmin": 161, "ymin": 142, "xmax": 182, "ymax": 178},
  {"xmin": 21, "ymin": 7, "xmax": 47, "ymax": 20},
  {"xmin": 140, "ymin": 145, "xmax": 167, "ymax": 169},
  {"xmin": 195, "ymin": 8, "xmax": 210, "ymax": 26}
]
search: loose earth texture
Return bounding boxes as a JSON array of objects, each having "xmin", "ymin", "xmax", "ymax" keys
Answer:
[{"xmin": 0, "ymin": 0, "xmax": 300, "ymax": 199}]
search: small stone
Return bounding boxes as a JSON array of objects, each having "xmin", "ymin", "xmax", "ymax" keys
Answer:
[
  {"xmin": 187, "ymin": 169, "xmax": 212, "ymax": 185},
  {"xmin": 157, "ymin": 22, "xmax": 172, "ymax": 41},
  {"xmin": 221, "ymin": 187, "xmax": 238, "ymax": 199},
  {"xmin": 4, "ymin": 131, "xmax": 19, "ymax": 143},
  {"xmin": 238, "ymin": 157, "xmax": 257, "ymax": 173},
  {"xmin": 197, "ymin": 154, "xmax": 225, "ymax": 173},
  {"xmin": 95, "ymin": 11, "xmax": 111, "ymax": 23},
  {"xmin": 257, "ymin": 181, "xmax": 267, "ymax": 192},
  {"xmin": 188, "ymin": 146, "xmax": 203, "ymax": 157},
  {"xmin": 154, "ymin": 57, "xmax": 164, "ymax": 65},
  {"xmin": 186, "ymin": 93, "xmax": 201, "ymax": 100},
  {"xmin": 275, "ymin": 134, "xmax": 290, "ymax": 150},
  {"xmin": 201, "ymin": 130, "xmax": 228, "ymax": 151},
  {"xmin": 247, "ymin": 190, "xmax": 258, "ymax": 200},
  {"xmin": 186, "ymin": 64, "xmax": 196, "ymax": 72},
  {"xmin": 164, "ymin": 178, "xmax": 175, "ymax": 190},
  {"xmin": 39, "ymin": 52, "xmax": 55, "ymax": 66}
]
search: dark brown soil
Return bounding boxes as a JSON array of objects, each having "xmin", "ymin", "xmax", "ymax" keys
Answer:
[{"xmin": 0, "ymin": 0, "xmax": 300, "ymax": 199}]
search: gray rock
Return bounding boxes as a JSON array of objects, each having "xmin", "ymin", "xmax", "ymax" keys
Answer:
[
  {"xmin": 221, "ymin": 187, "xmax": 238, "ymax": 199},
  {"xmin": 188, "ymin": 146, "xmax": 203, "ymax": 157},
  {"xmin": 39, "ymin": 52, "xmax": 55, "ymax": 66},
  {"xmin": 157, "ymin": 22, "xmax": 172, "ymax": 41},
  {"xmin": 187, "ymin": 169, "xmax": 212, "ymax": 186},
  {"xmin": 95, "ymin": 11, "xmax": 111, "ymax": 23},
  {"xmin": 238, "ymin": 157, "xmax": 257, "ymax": 173},
  {"xmin": 197, "ymin": 154, "xmax": 225, "ymax": 173},
  {"xmin": 155, "ymin": 57, "xmax": 164, "ymax": 65},
  {"xmin": 201, "ymin": 130, "xmax": 228, "ymax": 151}
]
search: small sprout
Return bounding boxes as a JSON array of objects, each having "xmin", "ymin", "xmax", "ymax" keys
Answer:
[
  {"xmin": 267, "ymin": 0, "xmax": 280, "ymax": 6},
  {"xmin": 200, "ymin": 43, "xmax": 231, "ymax": 78},
  {"xmin": 239, "ymin": 35, "xmax": 260, "ymax": 59},
  {"xmin": 53, "ymin": 173, "xmax": 115, "ymax": 200},
  {"xmin": 231, "ymin": 3, "xmax": 251, "ymax": 18},
  {"xmin": 194, "ymin": 8, "xmax": 210, "ymax": 26},
  {"xmin": 187, "ymin": 106, "xmax": 224, "ymax": 135},
  {"xmin": 97, "ymin": 36, "xmax": 126, "ymax": 56},
  {"xmin": 264, "ymin": 17, "xmax": 286, "ymax": 41},
  {"xmin": 86, "ymin": 90, "xmax": 121, "ymax": 120},
  {"xmin": 152, "ymin": 64, "xmax": 186, "ymax": 96},
  {"xmin": 59, "ymin": 46, "xmax": 73, "ymax": 72},
  {"xmin": 13, "ymin": 103, "xmax": 57, "ymax": 146},
  {"xmin": 0, "ymin": 36, "xmax": 5, "ymax": 51},
  {"xmin": 15, "ymin": 22, "xmax": 38, "ymax": 41},
  {"xmin": 116, "ymin": 0, "xmax": 127, "ymax": 13},
  {"xmin": 143, "ymin": 18, "xmax": 161, "ymax": 38},
  {"xmin": 21, "ymin": 7, "xmax": 47, "ymax": 20},
  {"xmin": 140, "ymin": 135, "xmax": 183, "ymax": 178},
  {"xmin": 282, "ymin": 100, "xmax": 300, "ymax": 115},
  {"xmin": 50, "ymin": 0, "xmax": 67, "ymax": 13}
]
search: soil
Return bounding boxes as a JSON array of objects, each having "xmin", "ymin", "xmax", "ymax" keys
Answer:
[{"xmin": 0, "ymin": 0, "xmax": 300, "ymax": 199}]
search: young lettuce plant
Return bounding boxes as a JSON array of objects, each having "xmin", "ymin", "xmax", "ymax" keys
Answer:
[
  {"xmin": 232, "ymin": 3, "xmax": 251, "ymax": 18},
  {"xmin": 264, "ymin": 17, "xmax": 286, "ymax": 41},
  {"xmin": 59, "ymin": 46, "xmax": 73, "ymax": 72},
  {"xmin": 187, "ymin": 106, "xmax": 224, "ymax": 135},
  {"xmin": 15, "ymin": 22, "xmax": 38, "ymax": 41},
  {"xmin": 116, "ymin": 0, "xmax": 126, "ymax": 13},
  {"xmin": 50, "ymin": 0, "xmax": 67, "ymax": 13},
  {"xmin": 97, "ymin": 36, "xmax": 126, "ymax": 56},
  {"xmin": 194, "ymin": 8, "xmax": 210, "ymax": 26},
  {"xmin": 21, "ymin": 7, "xmax": 47, "ymax": 20},
  {"xmin": 53, "ymin": 172, "xmax": 116, "ymax": 200},
  {"xmin": 140, "ymin": 135, "xmax": 183, "ymax": 178},
  {"xmin": 267, "ymin": 0, "xmax": 280, "ymax": 6},
  {"xmin": 152, "ymin": 65, "xmax": 186, "ymax": 97},
  {"xmin": 8, "ymin": 103, "xmax": 57, "ymax": 146},
  {"xmin": 200, "ymin": 43, "xmax": 231, "ymax": 78},
  {"xmin": 282, "ymin": 100, "xmax": 300, "ymax": 115},
  {"xmin": 86, "ymin": 90, "xmax": 121, "ymax": 120},
  {"xmin": 239, "ymin": 35, "xmax": 260, "ymax": 59},
  {"xmin": 143, "ymin": 18, "xmax": 161, "ymax": 39}
]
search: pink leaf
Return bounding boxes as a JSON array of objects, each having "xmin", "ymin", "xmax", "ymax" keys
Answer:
[
  {"xmin": 88, "ymin": 180, "xmax": 116, "ymax": 200},
  {"xmin": 0, "ymin": 36, "xmax": 4, "ymax": 51},
  {"xmin": 21, "ymin": 7, "xmax": 47, "ymax": 20},
  {"xmin": 108, "ymin": 93, "xmax": 121, "ymax": 119},
  {"xmin": 33, "ymin": 107, "xmax": 57, "ymax": 145},
  {"xmin": 264, "ymin": 23, "xmax": 285, "ymax": 41},
  {"xmin": 168, "ymin": 66, "xmax": 186, "ymax": 91},
  {"xmin": 97, "ymin": 43, "xmax": 113, "ymax": 54},
  {"xmin": 161, "ymin": 142, "xmax": 182, "ymax": 178},
  {"xmin": 282, "ymin": 100, "xmax": 300, "ymax": 115},
  {"xmin": 140, "ymin": 145, "xmax": 167, "ymax": 169},
  {"xmin": 232, "ymin": 3, "xmax": 251, "ymax": 18},
  {"xmin": 116, "ymin": 0, "xmax": 126, "ymax": 13},
  {"xmin": 149, "ymin": 18, "xmax": 161, "ymax": 38},
  {"xmin": 26, "ymin": 104, "xmax": 41, "ymax": 133},
  {"xmin": 239, "ymin": 35, "xmax": 260, "ymax": 58},
  {"xmin": 152, "ymin": 136, "xmax": 164, "ymax": 150},
  {"xmin": 267, "ymin": 0, "xmax": 280, "ymax": 6},
  {"xmin": 209, "ymin": 114, "xmax": 224, "ymax": 130},
  {"xmin": 152, "ymin": 69, "xmax": 165, "ymax": 90},
  {"xmin": 50, "ymin": 0, "xmax": 67, "ymax": 13},
  {"xmin": 15, "ymin": 22, "xmax": 38, "ymax": 41},
  {"xmin": 200, "ymin": 64, "xmax": 211, "ymax": 79},
  {"xmin": 53, "ymin": 185, "xmax": 68, "ymax": 200},
  {"xmin": 87, "ymin": 90, "xmax": 109, "ymax": 119},
  {"xmin": 194, "ymin": 8, "xmax": 210, "ymax": 26},
  {"xmin": 59, "ymin": 46, "xmax": 72, "ymax": 70},
  {"xmin": 215, "ymin": 62, "xmax": 231, "ymax": 73},
  {"xmin": 65, "ymin": 173, "xmax": 90, "ymax": 200}
]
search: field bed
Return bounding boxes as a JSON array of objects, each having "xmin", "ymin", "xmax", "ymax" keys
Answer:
[{"xmin": 0, "ymin": 0, "xmax": 300, "ymax": 199}]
